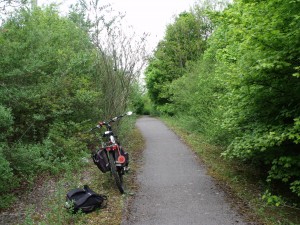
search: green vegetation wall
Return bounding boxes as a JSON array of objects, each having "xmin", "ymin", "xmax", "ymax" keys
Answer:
[
  {"xmin": 146, "ymin": 0, "xmax": 300, "ymax": 200},
  {"xmin": 212, "ymin": 0, "xmax": 300, "ymax": 198},
  {"xmin": 0, "ymin": 3, "xmax": 146, "ymax": 208},
  {"xmin": 0, "ymin": 7, "xmax": 101, "ymax": 207},
  {"xmin": 145, "ymin": 10, "xmax": 211, "ymax": 113}
]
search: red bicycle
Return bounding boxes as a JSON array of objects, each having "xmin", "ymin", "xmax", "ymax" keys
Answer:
[{"xmin": 90, "ymin": 111, "xmax": 132, "ymax": 194}]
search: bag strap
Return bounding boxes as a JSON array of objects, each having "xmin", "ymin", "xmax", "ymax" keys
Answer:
[
  {"xmin": 75, "ymin": 193, "xmax": 107, "ymax": 207},
  {"xmin": 83, "ymin": 185, "xmax": 105, "ymax": 198},
  {"xmin": 67, "ymin": 188, "xmax": 85, "ymax": 198},
  {"xmin": 74, "ymin": 185, "xmax": 107, "ymax": 208},
  {"xmin": 75, "ymin": 192, "xmax": 94, "ymax": 207},
  {"xmin": 83, "ymin": 185, "xmax": 93, "ymax": 193}
]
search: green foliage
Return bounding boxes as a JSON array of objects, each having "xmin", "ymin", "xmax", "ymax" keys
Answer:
[
  {"xmin": 170, "ymin": 56, "xmax": 223, "ymax": 138},
  {"xmin": 128, "ymin": 80, "xmax": 157, "ymax": 115},
  {"xmin": 5, "ymin": 143, "xmax": 46, "ymax": 180},
  {"xmin": 0, "ymin": 6, "xmax": 101, "ymax": 207},
  {"xmin": 149, "ymin": 0, "xmax": 300, "ymax": 202},
  {"xmin": 0, "ymin": 143, "xmax": 18, "ymax": 208},
  {"xmin": 130, "ymin": 84, "xmax": 146, "ymax": 115},
  {"xmin": 0, "ymin": 3, "xmax": 143, "ymax": 208},
  {"xmin": 0, "ymin": 105, "xmax": 13, "ymax": 140},
  {"xmin": 0, "ymin": 6, "xmax": 98, "ymax": 142},
  {"xmin": 212, "ymin": 0, "xmax": 300, "ymax": 197},
  {"xmin": 0, "ymin": 145, "xmax": 16, "ymax": 191},
  {"xmin": 142, "ymin": 94, "xmax": 156, "ymax": 115},
  {"xmin": 146, "ymin": 10, "xmax": 211, "ymax": 112},
  {"xmin": 46, "ymin": 121, "xmax": 88, "ymax": 169},
  {"xmin": 262, "ymin": 190, "xmax": 284, "ymax": 207}
]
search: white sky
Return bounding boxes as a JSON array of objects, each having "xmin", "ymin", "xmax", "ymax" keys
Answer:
[
  {"xmin": 103, "ymin": 0, "xmax": 197, "ymax": 51},
  {"xmin": 38, "ymin": 0, "xmax": 197, "ymax": 52}
]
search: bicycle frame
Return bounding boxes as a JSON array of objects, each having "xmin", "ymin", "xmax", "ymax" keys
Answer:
[
  {"xmin": 91, "ymin": 111, "xmax": 132, "ymax": 193},
  {"xmin": 102, "ymin": 131, "xmax": 125, "ymax": 164}
]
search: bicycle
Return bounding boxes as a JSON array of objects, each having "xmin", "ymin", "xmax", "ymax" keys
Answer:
[{"xmin": 90, "ymin": 111, "xmax": 132, "ymax": 194}]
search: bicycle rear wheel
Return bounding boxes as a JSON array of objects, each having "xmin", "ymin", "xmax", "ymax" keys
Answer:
[{"xmin": 108, "ymin": 151, "xmax": 124, "ymax": 194}]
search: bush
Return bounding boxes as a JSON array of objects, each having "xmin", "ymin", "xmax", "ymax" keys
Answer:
[
  {"xmin": 6, "ymin": 143, "xmax": 47, "ymax": 181},
  {"xmin": 0, "ymin": 144, "xmax": 16, "ymax": 192},
  {"xmin": 0, "ymin": 105, "xmax": 13, "ymax": 140},
  {"xmin": 0, "ymin": 144, "xmax": 18, "ymax": 208},
  {"xmin": 45, "ymin": 121, "xmax": 89, "ymax": 171}
]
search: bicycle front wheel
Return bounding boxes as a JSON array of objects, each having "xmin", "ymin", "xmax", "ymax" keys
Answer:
[{"xmin": 108, "ymin": 151, "xmax": 124, "ymax": 194}]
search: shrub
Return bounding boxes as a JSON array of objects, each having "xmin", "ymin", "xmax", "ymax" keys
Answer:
[{"xmin": 0, "ymin": 105, "xmax": 13, "ymax": 140}]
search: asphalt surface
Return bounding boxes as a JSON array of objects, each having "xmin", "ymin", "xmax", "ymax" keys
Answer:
[{"xmin": 123, "ymin": 116, "xmax": 248, "ymax": 225}]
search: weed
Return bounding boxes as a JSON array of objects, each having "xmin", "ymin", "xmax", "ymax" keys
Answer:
[{"xmin": 20, "ymin": 124, "xmax": 144, "ymax": 225}]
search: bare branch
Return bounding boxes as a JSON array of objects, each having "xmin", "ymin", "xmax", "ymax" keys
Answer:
[{"xmin": 81, "ymin": 0, "xmax": 149, "ymax": 116}]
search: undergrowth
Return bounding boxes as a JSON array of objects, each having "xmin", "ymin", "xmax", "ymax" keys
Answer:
[{"xmin": 20, "ymin": 122, "xmax": 144, "ymax": 225}]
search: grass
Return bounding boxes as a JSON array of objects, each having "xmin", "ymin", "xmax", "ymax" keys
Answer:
[
  {"xmin": 22, "ymin": 126, "xmax": 145, "ymax": 225},
  {"xmin": 161, "ymin": 116, "xmax": 300, "ymax": 225}
]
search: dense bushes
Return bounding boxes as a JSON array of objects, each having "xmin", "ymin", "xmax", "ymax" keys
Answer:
[
  {"xmin": 146, "ymin": 0, "xmax": 300, "ymax": 201},
  {"xmin": 0, "ymin": 7, "xmax": 99, "ymax": 207},
  {"xmin": 0, "ymin": 3, "xmax": 144, "ymax": 208},
  {"xmin": 210, "ymin": 0, "xmax": 300, "ymax": 198},
  {"xmin": 145, "ymin": 10, "xmax": 211, "ymax": 113}
]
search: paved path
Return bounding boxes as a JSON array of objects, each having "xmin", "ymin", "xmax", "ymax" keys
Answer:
[{"xmin": 123, "ymin": 117, "xmax": 248, "ymax": 225}]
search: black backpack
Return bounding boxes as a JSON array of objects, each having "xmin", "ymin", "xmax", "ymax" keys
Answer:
[{"xmin": 65, "ymin": 185, "xmax": 107, "ymax": 213}]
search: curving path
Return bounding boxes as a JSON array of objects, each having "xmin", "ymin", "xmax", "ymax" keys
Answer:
[{"xmin": 123, "ymin": 116, "xmax": 250, "ymax": 225}]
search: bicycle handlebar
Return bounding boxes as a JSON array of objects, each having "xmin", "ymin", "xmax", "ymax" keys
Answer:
[{"xmin": 90, "ymin": 111, "xmax": 133, "ymax": 131}]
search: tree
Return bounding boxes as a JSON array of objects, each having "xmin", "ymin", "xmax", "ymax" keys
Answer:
[
  {"xmin": 0, "ymin": 6, "xmax": 98, "ymax": 141},
  {"xmin": 209, "ymin": 0, "xmax": 300, "ymax": 197},
  {"xmin": 0, "ymin": 6, "xmax": 100, "ymax": 206},
  {"xmin": 146, "ymin": 10, "xmax": 212, "ymax": 113},
  {"xmin": 80, "ymin": 0, "xmax": 148, "ymax": 118}
]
